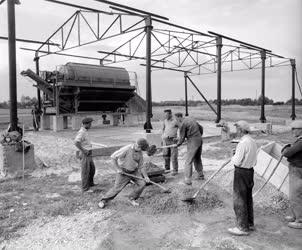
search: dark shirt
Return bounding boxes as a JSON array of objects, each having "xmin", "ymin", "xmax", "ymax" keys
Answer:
[
  {"xmin": 282, "ymin": 136, "xmax": 302, "ymax": 168},
  {"xmin": 178, "ymin": 117, "xmax": 203, "ymax": 145}
]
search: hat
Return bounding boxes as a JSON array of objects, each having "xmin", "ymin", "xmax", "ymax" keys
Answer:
[
  {"xmin": 290, "ymin": 120, "xmax": 302, "ymax": 129},
  {"xmin": 164, "ymin": 109, "xmax": 172, "ymax": 113},
  {"xmin": 136, "ymin": 138, "xmax": 149, "ymax": 151},
  {"xmin": 174, "ymin": 112, "xmax": 183, "ymax": 118},
  {"xmin": 234, "ymin": 120, "xmax": 250, "ymax": 132},
  {"xmin": 82, "ymin": 117, "xmax": 94, "ymax": 124}
]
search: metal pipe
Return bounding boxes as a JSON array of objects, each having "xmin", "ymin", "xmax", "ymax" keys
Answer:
[
  {"xmin": 34, "ymin": 54, "xmax": 42, "ymax": 116},
  {"xmin": 290, "ymin": 59, "xmax": 296, "ymax": 120},
  {"xmin": 7, "ymin": 0, "xmax": 18, "ymax": 131},
  {"xmin": 215, "ymin": 36, "xmax": 222, "ymax": 123},
  {"xmin": 145, "ymin": 16, "xmax": 153, "ymax": 133},
  {"xmin": 260, "ymin": 50, "xmax": 266, "ymax": 123},
  {"xmin": 184, "ymin": 73, "xmax": 188, "ymax": 116},
  {"xmin": 0, "ymin": 36, "xmax": 59, "ymax": 46}
]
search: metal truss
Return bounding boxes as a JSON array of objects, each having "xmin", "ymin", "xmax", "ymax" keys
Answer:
[{"xmin": 19, "ymin": 0, "xmax": 297, "ymax": 129}]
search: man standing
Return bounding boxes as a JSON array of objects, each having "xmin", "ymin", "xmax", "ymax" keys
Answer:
[
  {"xmin": 281, "ymin": 120, "xmax": 302, "ymax": 229},
  {"xmin": 228, "ymin": 121, "xmax": 257, "ymax": 236},
  {"xmin": 175, "ymin": 113, "xmax": 204, "ymax": 185},
  {"xmin": 31, "ymin": 104, "xmax": 41, "ymax": 131},
  {"xmin": 162, "ymin": 109, "xmax": 179, "ymax": 175},
  {"xmin": 74, "ymin": 117, "xmax": 95, "ymax": 193},
  {"xmin": 98, "ymin": 138, "xmax": 150, "ymax": 208}
]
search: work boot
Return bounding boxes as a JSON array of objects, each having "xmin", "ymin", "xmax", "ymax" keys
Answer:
[
  {"xmin": 288, "ymin": 221, "xmax": 302, "ymax": 229},
  {"xmin": 194, "ymin": 174, "xmax": 205, "ymax": 181},
  {"xmin": 285, "ymin": 215, "xmax": 296, "ymax": 222},
  {"xmin": 228, "ymin": 227, "xmax": 249, "ymax": 236},
  {"xmin": 164, "ymin": 158, "xmax": 170, "ymax": 171},
  {"xmin": 249, "ymin": 225, "xmax": 256, "ymax": 231},
  {"xmin": 98, "ymin": 200, "xmax": 107, "ymax": 209}
]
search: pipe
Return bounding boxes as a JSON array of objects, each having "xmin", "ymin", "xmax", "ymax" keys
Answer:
[
  {"xmin": 7, "ymin": 0, "xmax": 18, "ymax": 131},
  {"xmin": 290, "ymin": 59, "xmax": 296, "ymax": 120},
  {"xmin": 260, "ymin": 50, "xmax": 266, "ymax": 123},
  {"xmin": 145, "ymin": 16, "xmax": 153, "ymax": 132},
  {"xmin": 215, "ymin": 36, "xmax": 222, "ymax": 123},
  {"xmin": 184, "ymin": 73, "xmax": 188, "ymax": 116}
]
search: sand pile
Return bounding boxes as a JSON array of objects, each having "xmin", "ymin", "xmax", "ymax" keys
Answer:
[{"xmin": 140, "ymin": 185, "xmax": 223, "ymax": 214}]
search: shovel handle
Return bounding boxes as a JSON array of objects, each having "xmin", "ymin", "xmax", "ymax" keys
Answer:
[
  {"xmin": 193, "ymin": 159, "xmax": 231, "ymax": 199},
  {"xmin": 122, "ymin": 172, "xmax": 169, "ymax": 192},
  {"xmin": 253, "ymin": 156, "xmax": 283, "ymax": 198}
]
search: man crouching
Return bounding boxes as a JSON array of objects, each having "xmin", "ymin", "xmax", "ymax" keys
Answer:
[{"xmin": 98, "ymin": 138, "xmax": 150, "ymax": 208}]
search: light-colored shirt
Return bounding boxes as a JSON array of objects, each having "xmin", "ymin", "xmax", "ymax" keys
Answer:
[
  {"xmin": 162, "ymin": 118, "xmax": 179, "ymax": 139},
  {"xmin": 111, "ymin": 144, "xmax": 143, "ymax": 172},
  {"xmin": 231, "ymin": 134, "xmax": 257, "ymax": 169},
  {"xmin": 74, "ymin": 127, "xmax": 92, "ymax": 150}
]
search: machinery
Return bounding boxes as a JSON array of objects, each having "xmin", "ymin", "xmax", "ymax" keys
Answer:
[{"xmin": 21, "ymin": 62, "xmax": 136, "ymax": 115}]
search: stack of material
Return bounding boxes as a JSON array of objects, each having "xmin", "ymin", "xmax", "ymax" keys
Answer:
[{"xmin": 144, "ymin": 162, "xmax": 165, "ymax": 183}]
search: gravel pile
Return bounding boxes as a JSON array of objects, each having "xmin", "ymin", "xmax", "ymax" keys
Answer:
[{"xmin": 140, "ymin": 185, "xmax": 223, "ymax": 214}]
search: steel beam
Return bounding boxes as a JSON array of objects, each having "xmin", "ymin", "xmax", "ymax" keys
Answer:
[
  {"xmin": 290, "ymin": 59, "xmax": 296, "ymax": 120},
  {"xmin": 184, "ymin": 72, "xmax": 188, "ymax": 116},
  {"xmin": 0, "ymin": 36, "xmax": 59, "ymax": 46},
  {"xmin": 260, "ymin": 50, "xmax": 267, "ymax": 123},
  {"xmin": 34, "ymin": 54, "xmax": 42, "ymax": 120},
  {"xmin": 215, "ymin": 36, "xmax": 222, "ymax": 123},
  {"xmin": 145, "ymin": 16, "xmax": 153, "ymax": 132},
  {"xmin": 7, "ymin": 0, "xmax": 18, "ymax": 131}
]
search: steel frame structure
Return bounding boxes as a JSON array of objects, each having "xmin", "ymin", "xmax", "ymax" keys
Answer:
[{"xmin": 18, "ymin": 0, "xmax": 297, "ymax": 131}]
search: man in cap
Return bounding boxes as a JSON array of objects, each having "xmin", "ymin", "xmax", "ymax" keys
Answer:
[
  {"xmin": 228, "ymin": 120, "xmax": 257, "ymax": 236},
  {"xmin": 281, "ymin": 120, "xmax": 302, "ymax": 229},
  {"xmin": 74, "ymin": 117, "xmax": 95, "ymax": 192},
  {"xmin": 162, "ymin": 109, "xmax": 179, "ymax": 175},
  {"xmin": 98, "ymin": 138, "xmax": 150, "ymax": 208},
  {"xmin": 175, "ymin": 112, "xmax": 204, "ymax": 185}
]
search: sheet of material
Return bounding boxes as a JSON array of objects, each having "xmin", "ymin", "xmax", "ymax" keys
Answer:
[{"xmin": 254, "ymin": 142, "xmax": 289, "ymax": 196}]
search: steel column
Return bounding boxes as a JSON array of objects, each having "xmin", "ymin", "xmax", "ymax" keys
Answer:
[
  {"xmin": 145, "ymin": 16, "xmax": 153, "ymax": 132},
  {"xmin": 184, "ymin": 72, "xmax": 188, "ymax": 116},
  {"xmin": 7, "ymin": 0, "xmax": 18, "ymax": 131},
  {"xmin": 34, "ymin": 54, "xmax": 42, "ymax": 112},
  {"xmin": 290, "ymin": 59, "xmax": 296, "ymax": 120},
  {"xmin": 260, "ymin": 50, "xmax": 266, "ymax": 123},
  {"xmin": 215, "ymin": 36, "xmax": 222, "ymax": 123}
]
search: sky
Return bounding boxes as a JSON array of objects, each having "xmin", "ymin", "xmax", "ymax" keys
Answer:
[{"xmin": 0, "ymin": 0, "xmax": 301, "ymax": 102}]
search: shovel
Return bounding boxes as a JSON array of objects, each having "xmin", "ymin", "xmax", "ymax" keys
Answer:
[
  {"xmin": 122, "ymin": 172, "xmax": 171, "ymax": 193},
  {"xmin": 181, "ymin": 159, "xmax": 231, "ymax": 203}
]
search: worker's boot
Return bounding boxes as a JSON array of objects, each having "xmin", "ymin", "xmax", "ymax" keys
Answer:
[
  {"xmin": 164, "ymin": 158, "xmax": 170, "ymax": 171},
  {"xmin": 228, "ymin": 227, "xmax": 249, "ymax": 236},
  {"xmin": 288, "ymin": 220, "xmax": 302, "ymax": 229},
  {"xmin": 284, "ymin": 215, "xmax": 296, "ymax": 222}
]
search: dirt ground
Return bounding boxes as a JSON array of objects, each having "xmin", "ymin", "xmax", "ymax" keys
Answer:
[{"xmin": 0, "ymin": 126, "xmax": 302, "ymax": 249}]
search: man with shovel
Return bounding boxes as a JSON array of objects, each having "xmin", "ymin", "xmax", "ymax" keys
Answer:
[
  {"xmin": 74, "ymin": 117, "xmax": 96, "ymax": 193},
  {"xmin": 228, "ymin": 121, "xmax": 257, "ymax": 236},
  {"xmin": 175, "ymin": 113, "xmax": 204, "ymax": 185},
  {"xmin": 281, "ymin": 120, "xmax": 302, "ymax": 229},
  {"xmin": 98, "ymin": 138, "xmax": 150, "ymax": 208}
]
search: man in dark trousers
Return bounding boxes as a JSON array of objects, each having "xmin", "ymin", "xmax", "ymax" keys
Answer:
[
  {"xmin": 175, "ymin": 113, "xmax": 204, "ymax": 185},
  {"xmin": 74, "ymin": 117, "xmax": 95, "ymax": 193},
  {"xmin": 98, "ymin": 138, "xmax": 150, "ymax": 208},
  {"xmin": 281, "ymin": 120, "xmax": 302, "ymax": 229},
  {"xmin": 228, "ymin": 121, "xmax": 257, "ymax": 236},
  {"xmin": 162, "ymin": 109, "xmax": 179, "ymax": 175},
  {"xmin": 31, "ymin": 104, "xmax": 41, "ymax": 131}
]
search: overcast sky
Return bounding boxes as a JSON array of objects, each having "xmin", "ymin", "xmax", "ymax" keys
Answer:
[{"xmin": 0, "ymin": 0, "xmax": 301, "ymax": 102}]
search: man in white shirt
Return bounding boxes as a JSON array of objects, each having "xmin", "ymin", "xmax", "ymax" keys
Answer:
[
  {"xmin": 228, "ymin": 120, "xmax": 257, "ymax": 236},
  {"xmin": 74, "ymin": 117, "xmax": 95, "ymax": 193},
  {"xmin": 162, "ymin": 109, "xmax": 179, "ymax": 175}
]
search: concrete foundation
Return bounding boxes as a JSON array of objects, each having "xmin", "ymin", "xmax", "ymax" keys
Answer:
[
  {"xmin": 41, "ymin": 115, "xmax": 51, "ymax": 130},
  {"xmin": 72, "ymin": 116, "xmax": 82, "ymax": 130},
  {"xmin": 0, "ymin": 143, "xmax": 37, "ymax": 179},
  {"xmin": 53, "ymin": 116, "xmax": 64, "ymax": 132}
]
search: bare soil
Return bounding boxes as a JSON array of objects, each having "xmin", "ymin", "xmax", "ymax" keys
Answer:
[{"xmin": 0, "ymin": 129, "xmax": 301, "ymax": 249}]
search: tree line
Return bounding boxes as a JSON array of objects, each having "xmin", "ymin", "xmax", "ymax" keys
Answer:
[
  {"xmin": 153, "ymin": 97, "xmax": 302, "ymax": 106},
  {"xmin": 0, "ymin": 95, "xmax": 38, "ymax": 109}
]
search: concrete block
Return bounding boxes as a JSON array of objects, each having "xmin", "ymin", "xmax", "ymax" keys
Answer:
[
  {"xmin": 53, "ymin": 116, "xmax": 64, "ymax": 132},
  {"xmin": 72, "ymin": 116, "xmax": 82, "ymax": 130},
  {"xmin": 63, "ymin": 116, "xmax": 68, "ymax": 129},
  {"xmin": 0, "ymin": 144, "xmax": 37, "ymax": 179},
  {"xmin": 254, "ymin": 142, "xmax": 289, "ymax": 196},
  {"xmin": 252, "ymin": 122, "xmax": 273, "ymax": 134},
  {"xmin": 41, "ymin": 115, "xmax": 51, "ymax": 130}
]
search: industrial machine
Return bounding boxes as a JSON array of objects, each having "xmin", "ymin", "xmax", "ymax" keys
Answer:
[{"xmin": 21, "ymin": 62, "xmax": 136, "ymax": 115}]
